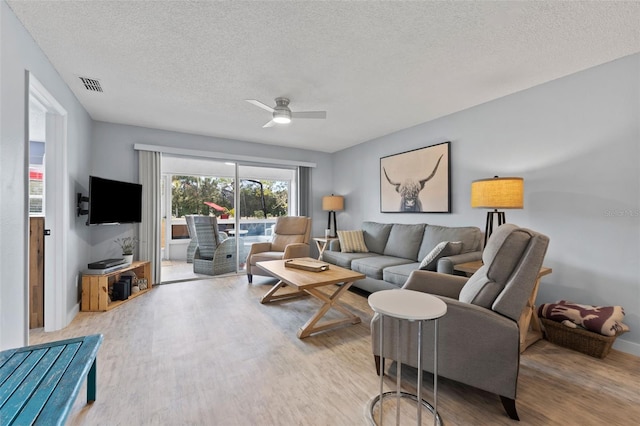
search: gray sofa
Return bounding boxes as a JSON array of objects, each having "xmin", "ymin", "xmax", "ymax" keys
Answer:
[{"xmin": 322, "ymin": 221, "xmax": 483, "ymax": 293}]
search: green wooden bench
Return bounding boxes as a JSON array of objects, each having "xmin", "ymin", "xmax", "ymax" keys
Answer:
[{"xmin": 0, "ymin": 334, "xmax": 103, "ymax": 425}]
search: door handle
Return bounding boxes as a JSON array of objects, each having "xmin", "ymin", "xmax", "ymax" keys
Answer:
[{"xmin": 44, "ymin": 229, "xmax": 51, "ymax": 236}]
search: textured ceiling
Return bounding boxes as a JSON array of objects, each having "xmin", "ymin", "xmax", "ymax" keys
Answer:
[{"xmin": 8, "ymin": 1, "xmax": 640, "ymax": 153}]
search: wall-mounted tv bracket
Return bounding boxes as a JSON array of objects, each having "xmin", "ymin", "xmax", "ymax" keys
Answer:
[{"xmin": 77, "ymin": 192, "xmax": 89, "ymax": 217}]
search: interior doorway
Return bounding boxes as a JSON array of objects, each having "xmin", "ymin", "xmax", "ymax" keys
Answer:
[
  {"xmin": 27, "ymin": 73, "xmax": 68, "ymax": 334},
  {"xmin": 27, "ymin": 96, "xmax": 47, "ymax": 328}
]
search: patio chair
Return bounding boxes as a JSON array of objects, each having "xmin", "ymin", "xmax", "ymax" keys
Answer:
[
  {"xmin": 192, "ymin": 215, "xmax": 240, "ymax": 276},
  {"xmin": 185, "ymin": 215, "xmax": 198, "ymax": 263}
]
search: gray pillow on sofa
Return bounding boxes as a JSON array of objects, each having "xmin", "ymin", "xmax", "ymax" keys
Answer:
[
  {"xmin": 419, "ymin": 241, "xmax": 462, "ymax": 271},
  {"xmin": 383, "ymin": 223, "xmax": 426, "ymax": 260},
  {"xmin": 362, "ymin": 221, "xmax": 393, "ymax": 254}
]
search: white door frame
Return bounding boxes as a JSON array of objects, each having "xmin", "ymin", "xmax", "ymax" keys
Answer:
[{"xmin": 28, "ymin": 73, "xmax": 68, "ymax": 332}]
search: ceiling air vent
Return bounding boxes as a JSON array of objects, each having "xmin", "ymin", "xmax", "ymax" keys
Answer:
[{"xmin": 79, "ymin": 77, "xmax": 103, "ymax": 92}]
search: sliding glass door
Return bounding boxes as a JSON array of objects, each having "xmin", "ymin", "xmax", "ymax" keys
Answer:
[
  {"xmin": 160, "ymin": 156, "xmax": 298, "ymax": 282},
  {"xmin": 235, "ymin": 164, "xmax": 297, "ymax": 269}
]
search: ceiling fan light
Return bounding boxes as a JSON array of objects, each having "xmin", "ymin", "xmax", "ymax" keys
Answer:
[
  {"xmin": 272, "ymin": 108, "xmax": 291, "ymax": 124},
  {"xmin": 273, "ymin": 115, "xmax": 291, "ymax": 124}
]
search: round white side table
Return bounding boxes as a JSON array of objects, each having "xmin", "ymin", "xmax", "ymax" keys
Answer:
[{"xmin": 366, "ymin": 289, "xmax": 447, "ymax": 426}]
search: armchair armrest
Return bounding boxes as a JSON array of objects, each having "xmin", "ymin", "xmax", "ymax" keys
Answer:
[
  {"xmin": 213, "ymin": 238, "xmax": 235, "ymax": 260},
  {"xmin": 437, "ymin": 250, "xmax": 483, "ymax": 274},
  {"xmin": 247, "ymin": 241, "xmax": 272, "ymax": 257},
  {"xmin": 283, "ymin": 243, "xmax": 310, "ymax": 259},
  {"xmin": 211, "ymin": 237, "xmax": 237, "ymax": 274},
  {"xmin": 373, "ymin": 297, "xmax": 519, "ymax": 357},
  {"xmin": 402, "ymin": 270, "xmax": 468, "ymax": 299}
]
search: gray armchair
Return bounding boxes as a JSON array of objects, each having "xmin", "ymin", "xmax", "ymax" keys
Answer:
[
  {"xmin": 246, "ymin": 216, "xmax": 311, "ymax": 283},
  {"xmin": 371, "ymin": 223, "xmax": 550, "ymax": 420},
  {"xmin": 192, "ymin": 215, "xmax": 241, "ymax": 276}
]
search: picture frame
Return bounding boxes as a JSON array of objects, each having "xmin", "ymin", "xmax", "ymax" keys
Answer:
[{"xmin": 380, "ymin": 141, "xmax": 450, "ymax": 213}]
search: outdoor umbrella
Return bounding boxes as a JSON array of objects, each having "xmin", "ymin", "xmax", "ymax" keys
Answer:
[{"xmin": 204, "ymin": 201, "xmax": 225, "ymax": 211}]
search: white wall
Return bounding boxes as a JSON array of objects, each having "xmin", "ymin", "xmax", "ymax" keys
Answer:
[
  {"xmin": 0, "ymin": 1, "xmax": 93, "ymax": 349},
  {"xmin": 332, "ymin": 53, "xmax": 640, "ymax": 355},
  {"xmin": 88, "ymin": 121, "xmax": 334, "ymax": 261}
]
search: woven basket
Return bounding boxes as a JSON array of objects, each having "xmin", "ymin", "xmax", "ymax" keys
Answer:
[{"xmin": 541, "ymin": 318, "xmax": 620, "ymax": 359}]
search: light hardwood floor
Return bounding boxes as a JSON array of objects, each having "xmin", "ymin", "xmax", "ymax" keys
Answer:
[{"xmin": 30, "ymin": 275, "xmax": 639, "ymax": 425}]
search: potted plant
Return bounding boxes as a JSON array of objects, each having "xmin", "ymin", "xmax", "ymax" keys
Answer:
[{"xmin": 114, "ymin": 236, "xmax": 138, "ymax": 264}]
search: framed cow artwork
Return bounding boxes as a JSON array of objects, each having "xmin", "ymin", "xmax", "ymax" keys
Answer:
[{"xmin": 380, "ymin": 141, "xmax": 451, "ymax": 213}]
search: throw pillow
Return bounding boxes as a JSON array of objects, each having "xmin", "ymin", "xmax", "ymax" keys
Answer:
[
  {"xmin": 419, "ymin": 241, "xmax": 462, "ymax": 271},
  {"xmin": 337, "ymin": 230, "xmax": 369, "ymax": 253}
]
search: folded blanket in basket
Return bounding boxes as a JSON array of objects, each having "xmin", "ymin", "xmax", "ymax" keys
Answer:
[{"xmin": 538, "ymin": 300, "xmax": 629, "ymax": 336}]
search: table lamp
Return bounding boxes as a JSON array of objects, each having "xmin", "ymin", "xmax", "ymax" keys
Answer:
[
  {"xmin": 471, "ymin": 176, "xmax": 523, "ymax": 247},
  {"xmin": 322, "ymin": 195, "xmax": 344, "ymax": 238}
]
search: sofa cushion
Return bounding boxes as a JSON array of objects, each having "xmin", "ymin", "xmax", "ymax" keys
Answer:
[
  {"xmin": 321, "ymin": 250, "xmax": 377, "ymax": 269},
  {"xmin": 418, "ymin": 225, "xmax": 482, "ymax": 260},
  {"xmin": 362, "ymin": 222, "xmax": 393, "ymax": 254},
  {"xmin": 351, "ymin": 256, "xmax": 415, "ymax": 280},
  {"xmin": 337, "ymin": 230, "xmax": 369, "ymax": 253},
  {"xmin": 383, "ymin": 262, "xmax": 421, "ymax": 286},
  {"xmin": 419, "ymin": 241, "xmax": 463, "ymax": 271},
  {"xmin": 383, "ymin": 223, "xmax": 426, "ymax": 260}
]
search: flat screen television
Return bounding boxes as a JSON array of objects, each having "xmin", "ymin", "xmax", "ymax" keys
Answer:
[{"xmin": 87, "ymin": 176, "xmax": 143, "ymax": 225}]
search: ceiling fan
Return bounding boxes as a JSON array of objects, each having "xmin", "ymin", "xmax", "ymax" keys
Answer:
[{"xmin": 245, "ymin": 97, "xmax": 327, "ymax": 128}]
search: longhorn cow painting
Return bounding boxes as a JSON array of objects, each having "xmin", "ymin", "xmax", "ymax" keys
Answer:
[{"xmin": 380, "ymin": 141, "xmax": 450, "ymax": 213}]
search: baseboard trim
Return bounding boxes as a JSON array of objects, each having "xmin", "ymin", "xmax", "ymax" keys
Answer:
[
  {"xmin": 613, "ymin": 337, "xmax": 640, "ymax": 357},
  {"xmin": 66, "ymin": 303, "xmax": 79, "ymax": 327}
]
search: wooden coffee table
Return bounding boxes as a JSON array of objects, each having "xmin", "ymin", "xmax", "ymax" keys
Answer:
[{"xmin": 256, "ymin": 258, "xmax": 365, "ymax": 338}]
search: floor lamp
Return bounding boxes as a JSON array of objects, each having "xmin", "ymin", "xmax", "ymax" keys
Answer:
[
  {"xmin": 322, "ymin": 195, "xmax": 344, "ymax": 238},
  {"xmin": 471, "ymin": 176, "xmax": 523, "ymax": 247}
]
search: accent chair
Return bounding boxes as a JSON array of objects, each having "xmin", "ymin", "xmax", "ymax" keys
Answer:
[
  {"xmin": 192, "ymin": 215, "xmax": 240, "ymax": 276},
  {"xmin": 371, "ymin": 223, "xmax": 550, "ymax": 420},
  {"xmin": 246, "ymin": 216, "xmax": 312, "ymax": 283}
]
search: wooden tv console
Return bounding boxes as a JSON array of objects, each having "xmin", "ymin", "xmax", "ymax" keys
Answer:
[{"xmin": 81, "ymin": 260, "xmax": 152, "ymax": 312}]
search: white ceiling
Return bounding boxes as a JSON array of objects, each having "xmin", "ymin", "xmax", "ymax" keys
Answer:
[{"xmin": 8, "ymin": 1, "xmax": 640, "ymax": 153}]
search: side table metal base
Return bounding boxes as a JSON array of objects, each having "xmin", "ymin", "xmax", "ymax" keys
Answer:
[{"xmin": 365, "ymin": 391, "xmax": 443, "ymax": 426}]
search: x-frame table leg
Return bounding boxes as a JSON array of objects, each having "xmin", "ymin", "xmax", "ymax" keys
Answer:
[
  {"xmin": 296, "ymin": 281, "xmax": 361, "ymax": 339},
  {"xmin": 260, "ymin": 280, "xmax": 307, "ymax": 304}
]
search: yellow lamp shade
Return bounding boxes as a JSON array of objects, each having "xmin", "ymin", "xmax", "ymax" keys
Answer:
[
  {"xmin": 322, "ymin": 195, "xmax": 344, "ymax": 211},
  {"xmin": 471, "ymin": 177, "xmax": 523, "ymax": 209}
]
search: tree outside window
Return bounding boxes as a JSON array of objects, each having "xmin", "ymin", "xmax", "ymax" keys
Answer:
[{"xmin": 171, "ymin": 175, "xmax": 289, "ymax": 219}]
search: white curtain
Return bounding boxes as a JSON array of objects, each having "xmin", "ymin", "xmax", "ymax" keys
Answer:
[
  {"xmin": 298, "ymin": 166, "xmax": 311, "ymax": 216},
  {"xmin": 138, "ymin": 150, "xmax": 162, "ymax": 284}
]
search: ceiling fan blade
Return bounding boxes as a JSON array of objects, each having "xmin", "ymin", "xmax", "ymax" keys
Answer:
[
  {"xmin": 263, "ymin": 120, "xmax": 276, "ymax": 128},
  {"xmin": 291, "ymin": 111, "xmax": 327, "ymax": 119},
  {"xmin": 246, "ymin": 99, "xmax": 274, "ymax": 112}
]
